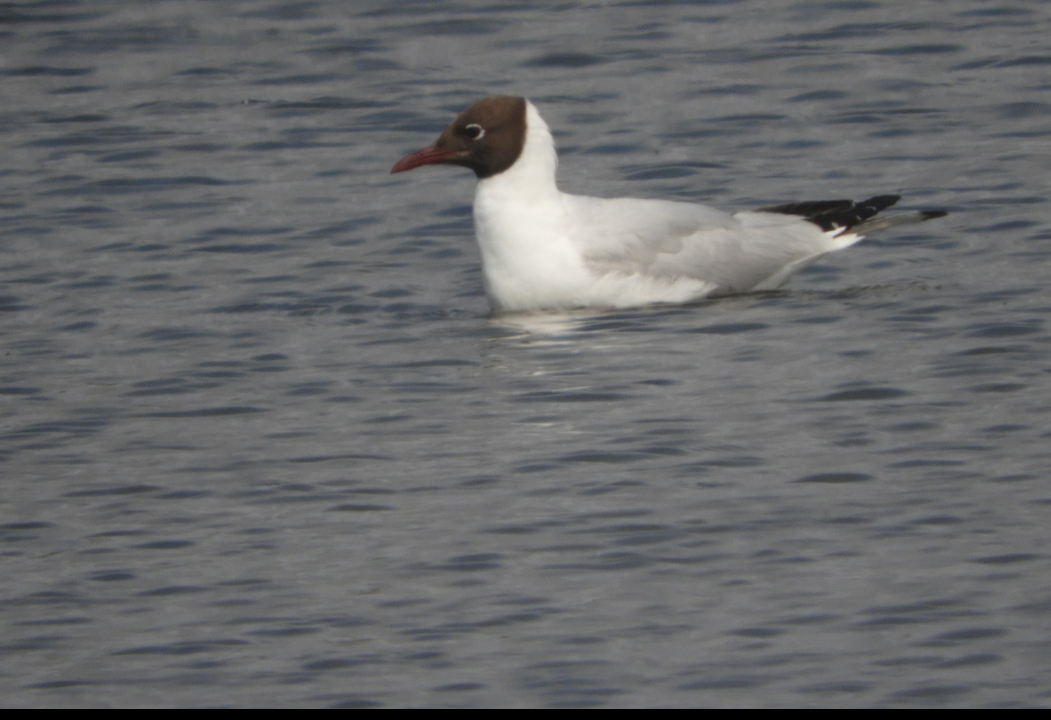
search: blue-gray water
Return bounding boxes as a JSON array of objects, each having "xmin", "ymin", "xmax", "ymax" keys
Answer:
[{"xmin": 3, "ymin": 0, "xmax": 1051, "ymax": 708}]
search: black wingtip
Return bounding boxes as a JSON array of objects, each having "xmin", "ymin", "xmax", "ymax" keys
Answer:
[
  {"xmin": 866, "ymin": 194, "xmax": 902, "ymax": 207},
  {"xmin": 759, "ymin": 194, "xmax": 902, "ymax": 232},
  {"xmin": 758, "ymin": 195, "xmax": 949, "ymax": 232}
]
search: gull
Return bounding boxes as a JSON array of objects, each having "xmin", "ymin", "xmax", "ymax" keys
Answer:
[{"xmin": 392, "ymin": 96, "xmax": 946, "ymax": 312}]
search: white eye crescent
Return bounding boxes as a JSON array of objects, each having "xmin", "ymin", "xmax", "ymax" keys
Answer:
[{"xmin": 464, "ymin": 123, "xmax": 485, "ymax": 140}]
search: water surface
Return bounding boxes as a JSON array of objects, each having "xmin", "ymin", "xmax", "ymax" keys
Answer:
[{"xmin": 2, "ymin": 0, "xmax": 1051, "ymax": 708}]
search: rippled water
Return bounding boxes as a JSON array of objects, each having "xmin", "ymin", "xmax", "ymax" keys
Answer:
[{"xmin": 3, "ymin": 0, "xmax": 1051, "ymax": 708}]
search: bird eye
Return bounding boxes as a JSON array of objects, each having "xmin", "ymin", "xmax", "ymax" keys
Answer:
[{"xmin": 464, "ymin": 124, "xmax": 485, "ymax": 140}]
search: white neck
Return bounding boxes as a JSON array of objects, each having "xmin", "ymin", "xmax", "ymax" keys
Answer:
[
  {"xmin": 472, "ymin": 101, "xmax": 583, "ymax": 311},
  {"xmin": 476, "ymin": 100, "xmax": 560, "ymax": 203}
]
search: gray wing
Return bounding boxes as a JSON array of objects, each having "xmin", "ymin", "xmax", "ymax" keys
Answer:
[{"xmin": 565, "ymin": 194, "xmax": 850, "ymax": 293}]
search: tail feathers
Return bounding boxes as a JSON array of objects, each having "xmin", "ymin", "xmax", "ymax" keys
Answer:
[{"xmin": 759, "ymin": 195, "xmax": 946, "ymax": 235}]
